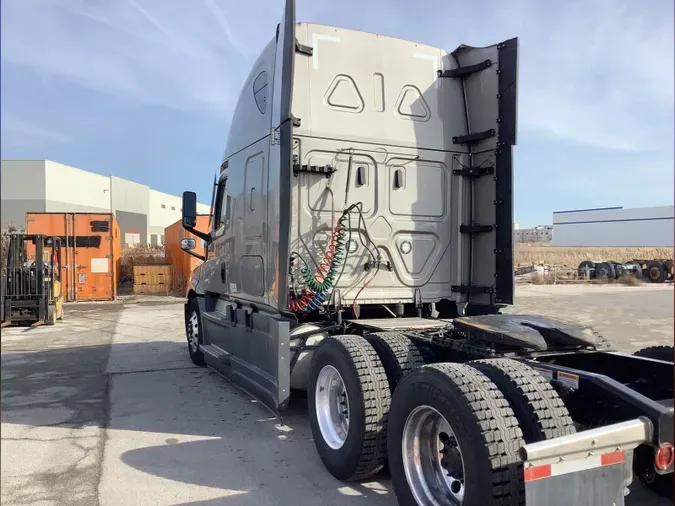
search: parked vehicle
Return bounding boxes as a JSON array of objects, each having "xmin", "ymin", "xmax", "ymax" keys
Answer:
[
  {"xmin": 177, "ymin": 2, "xmax": 674, "ymax": 504},
  {"xmin": 577, "ymin": 259, "xmax": 673, "ymax": 282},
  {"xmin": 635, "ymin": 259, "xmax": 674, "ymax": 283},
  {"xmin": 1, "ymin": 233, "xmax": 64, "ymax": 326}
]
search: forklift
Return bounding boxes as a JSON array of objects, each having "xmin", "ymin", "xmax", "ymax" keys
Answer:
[{"xmin": 1, "ymin": 233, "xmax": 64, "ymax": 327}]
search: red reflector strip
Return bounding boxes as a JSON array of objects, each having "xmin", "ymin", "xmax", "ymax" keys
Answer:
[
  {"xmin": 525, "ymin": 451, "xmax": 625, "ymax": 481},
  {"xmin": 601, "ymin": 451, "xmax": 625, "ymax": 466},
  {"xmin": 524, "ymin": 464, "xmax": 552, "ymax": 482}
]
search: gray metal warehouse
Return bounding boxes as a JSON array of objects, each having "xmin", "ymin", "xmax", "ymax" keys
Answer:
[
  {"xmin": 1, "ymin": 159, "xmax": 209, "ymax": 247},
  {"xmin": 552, "ymin": 206, "xmax": 674, "ymax": 247}
]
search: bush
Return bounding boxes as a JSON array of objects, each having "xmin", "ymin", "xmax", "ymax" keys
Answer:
[
  {"xmin": 1, "ymin": 223, "xmax": 21, "ymax": 284},
  {"xmin": 529, "ymin": 274, "xmax": 555, "ymax": 285},
  {"xmin": 169, "ymin": 267, "xmax": 187, "ymax": 296},
  {"xmin": 615, "ymin": 274, "xmax": 643, "ymax": 286},
  {"xmin": 119, "ymin": 245, "xmax": 167, "ymax": 283}
]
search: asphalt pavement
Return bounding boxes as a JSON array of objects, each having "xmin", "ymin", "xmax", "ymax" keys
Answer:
[{"xmin": 1, "ymin": 286, "xmax": 673, "ymax": 506}]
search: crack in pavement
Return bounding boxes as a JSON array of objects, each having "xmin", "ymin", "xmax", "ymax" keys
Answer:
[
  {"xmin": 109, "ymin": 365, "xmax": 198, "ymax": 376},
  {"xmin": 2, "ymin": 300, "xmax": 224, "ymax": 506},
  {"xmin": 1, "ymin": 305, "xmax": 122, "ymax": 506}
]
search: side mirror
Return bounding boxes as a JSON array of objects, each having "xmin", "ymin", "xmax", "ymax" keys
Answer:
[
  {"xmin": 182, "ymin": 191, "xmax": 198, "ymax": 229},
  {"xmin": 181, "ymin": 238, "xmax": 196, "ymax": 251}
]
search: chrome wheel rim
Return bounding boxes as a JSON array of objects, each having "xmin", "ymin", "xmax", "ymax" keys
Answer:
[
  {"xmin": 188, "ymin": 311, "xmax": 200, "ymax": 352},
  {"xmin": 402, "ymin": 405, "xmax": 465, "ymax": 505},
  {"xmin": 315, "ymin": 365, "xmax": 350, "ymax": 449}
]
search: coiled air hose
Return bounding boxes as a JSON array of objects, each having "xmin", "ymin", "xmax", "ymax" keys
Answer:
[{"xmin": 289, "ymin": 211, "xmax": 350, "ymax": 312}]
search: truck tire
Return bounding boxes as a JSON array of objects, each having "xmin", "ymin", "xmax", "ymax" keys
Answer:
[
  {"xmin": 470, "ymin": 359, "xmax": 576, "ymax": 443},
  {"xmin": 665, "ymin": 259, "xmax": 674, "ymax": 280},
  {"xmin": 185, "ymin": 299, "xmax": 206, "ymax": 367},
  {"xmin": 577, "ymin": 261, "xmax": 595, "ymax": 279},
  {"xmin": 612, "ymin": 262, "xmax": 625, "ymax": 279},
  {"xmin": 633, "ymin": 442, "xmax": 674, "ymax": 498},
  {"xmin": 308, "ymin": 335, "xmax": 390, "ymax": 481},
  {"xmin": 636, "ymin": 466, "xmax": 673, "ymax": 498},
  {"xmin": 646, "ymin": 262, "xmax": 666, "ymax": 283},
  {"xmin": 388, "ymin": 363, "xmax": 524, "ymax": 506},
  {"xmin": 365, "ymin": 332, "xmax": 425, "ymax": 392},
  {"xmin": 633, "ymin": 343, "xmax": 674, "ymax": 497},
  {"xmin": 594, "ymin": 262, "xmax": 612, "ymax": 280},
  {"xmin": 634, "ymin": 345, "xmax": 674, "ymax": 363}
]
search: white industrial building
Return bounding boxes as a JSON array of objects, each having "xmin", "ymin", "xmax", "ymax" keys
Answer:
[
  {"xmin": 552, "ymin": 206, "xmax": 674, "ymax": 247},
  {"xmin": 1, "ymin": 159, "xmax": 210, "ymax": 247},
  {"xmin": 514, "ymin": 225, "xmax": 553, "ymax": 243}
]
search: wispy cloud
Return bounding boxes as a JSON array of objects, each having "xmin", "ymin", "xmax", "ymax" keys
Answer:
[
  {"xmin": 0, "ymin": 0, "xmax": 264, "ymax": 114},
  {"xmin": 309, "ymin": 0, "xmax": 673, "ymax": 153},
  {"xmin": 1, "ymin": 0, "xmax": 672, "ymax": 154},
  {"xmin": 203, "ymin": 0, "xmax": 250, "ymax": 62},
  {"xmin": 523, "ymin": 2, "xmax": 672, "ymax": 152},
  {"xmin": 0, "ymin": 119, "xmax": 71, "ymax": 148},
  {"xmin": 455, "ymin": 0, "xmax": 674, "ymax": 152}
]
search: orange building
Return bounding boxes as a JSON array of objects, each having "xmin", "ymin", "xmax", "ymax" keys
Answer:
[
  {"xmin": 165, "ymin": 215, "xmax": 209, "ymax": 291},
  {"xmin": 25, "ymin": 212, "xmax": 121, "ymax": 301}
]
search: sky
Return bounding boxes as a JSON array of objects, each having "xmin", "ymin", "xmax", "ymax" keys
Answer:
[{"xmin": 1, "ymin": 0, "xmax": 673, "ymax": 227}]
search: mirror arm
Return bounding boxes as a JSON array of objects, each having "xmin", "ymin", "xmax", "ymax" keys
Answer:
[
  {"xmin": 184, "ymin": 226, "xmax": 210, "ymax": 243},
  {"xmin": 185, "ymin": 249, "xmax": 206, "ymax": 262}
]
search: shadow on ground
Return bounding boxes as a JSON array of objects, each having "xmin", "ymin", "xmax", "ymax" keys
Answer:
[
  {"xmin": 1, "ymin": 317, "xmax": 668, "ymax": 505},
  {"xmin": 1, "ymin": 334, "xmax": 392, "ymax": 505}
]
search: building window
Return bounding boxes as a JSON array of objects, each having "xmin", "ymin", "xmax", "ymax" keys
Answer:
[
  {"xmin": 171, "ymin": 206, "xmax": 175, "ymax": 211},
  {"xmin": 161, "ymin": 235, "xmax": 165, "ymax": 245},
  {"xmin": 161, "ymin": 204, "xmax": 166, "ymax": 209}
]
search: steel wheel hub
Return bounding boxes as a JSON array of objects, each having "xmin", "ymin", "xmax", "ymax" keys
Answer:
[
  {"xmin": 188, "ymin": 311, "xmax": 200, "ymax": 352},
  {"xmin": 315, "ymin": 365, "xmax": 350, "ymax": 449},
  {"xmin": 402, "ymin": 405, "xmax": 465, "ymax": 505}
]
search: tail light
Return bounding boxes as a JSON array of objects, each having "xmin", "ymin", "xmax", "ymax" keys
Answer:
[{"xmin": 655, "ymin": 443, "xmax": 674, "ymax": 471}]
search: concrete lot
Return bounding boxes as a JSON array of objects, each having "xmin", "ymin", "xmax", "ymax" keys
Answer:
[{"xmin": 1, "ymin": 286, "xmax": 673, "ymax": 506}]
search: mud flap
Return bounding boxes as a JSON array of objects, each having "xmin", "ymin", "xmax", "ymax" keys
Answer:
[
  {"xmin": 449, "ymin": 38, "xmax": 518, "ymax": 307},
  {"xmin": 524, "ymin": 453, "xmax": 625, "ymax": 506},
  {"xmin": 520, "ymin": 417, "xmax": 653, "ymax": 506}
]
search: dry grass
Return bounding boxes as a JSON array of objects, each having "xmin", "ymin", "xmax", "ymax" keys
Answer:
[
  {"xmin": 525, "ymin": 271, "xmax": 644, "ymax": 286},
  {"xmin": 528, "ymin": 274, "xmax": 555, "ymax": 285},
  {"xmin": 169, "ymin": 267, "xmax": 187, "ymax": 296},
  {"xmin": 588, "ymin": 274, "xmax": 645, "ymax": 286},
  {"xmin": 120, "ymin": 245, "xmax": 167, "ymax": 266},
  {"xmin": 614, "ymin": 274, "xmax": 643, "ymax": 286},
  {"xmin": 515, "ymin": 244, "xmax": 674, "ymax": 268}
]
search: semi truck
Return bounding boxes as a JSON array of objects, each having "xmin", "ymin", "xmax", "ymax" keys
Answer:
[{"xmin": 177, "ymin": 1, "xmax": 674, "ymax": 504}]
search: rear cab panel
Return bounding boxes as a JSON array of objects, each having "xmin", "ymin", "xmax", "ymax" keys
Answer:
[{"xmin": 290, "ymin": 24, "xmax": 517, "ymax": 310}]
